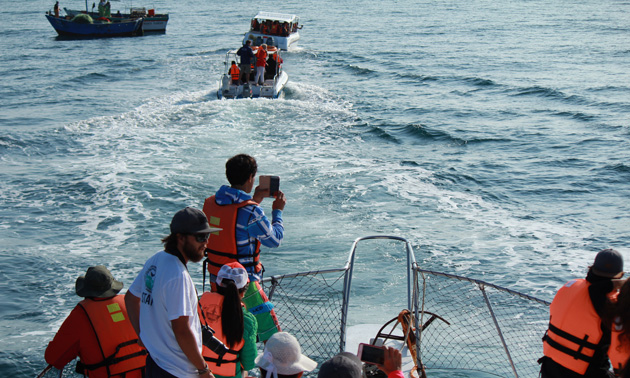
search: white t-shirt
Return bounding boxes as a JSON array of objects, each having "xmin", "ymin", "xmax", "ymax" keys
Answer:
[{"xmin": 129, "ymin": 250, "xmax": 202, "ymax": 378}]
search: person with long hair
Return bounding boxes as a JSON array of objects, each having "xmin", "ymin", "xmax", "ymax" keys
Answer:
[
  {"xmin": 610, "ymin": 278, "xmax": 630, "ymax": 376},
  {"xmin": 199, "ymin": 262, "xmax": 258, "ymax": 378}
]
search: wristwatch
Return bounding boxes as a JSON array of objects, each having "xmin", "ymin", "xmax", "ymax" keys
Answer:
[{"xmin": 197, "ymin": 363, "xmax": 209, "ymax": 375}]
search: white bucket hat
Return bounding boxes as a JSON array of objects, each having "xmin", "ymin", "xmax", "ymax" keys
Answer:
[
  {"xmin": 255, "ymin": 332, "xmax": 317, "ymax": 378},
  {"xmin": 216, "ymin": 262, "xmax": 249, "ymax": 290}
]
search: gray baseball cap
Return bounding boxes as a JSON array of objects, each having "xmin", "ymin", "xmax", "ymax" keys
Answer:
[{"xmin": 170, "ymin": 207, "xmax": 221, "ymax": 234}]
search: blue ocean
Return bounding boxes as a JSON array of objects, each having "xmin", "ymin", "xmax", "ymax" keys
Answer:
[{"xmin": 1, "ymin": 0, "xmax": 629, "ymax": 376}]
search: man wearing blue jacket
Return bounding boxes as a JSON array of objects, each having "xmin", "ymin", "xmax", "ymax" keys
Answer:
[{"xmin": 236, "ymin": 40, "xmax": 255, "ymax": 84}]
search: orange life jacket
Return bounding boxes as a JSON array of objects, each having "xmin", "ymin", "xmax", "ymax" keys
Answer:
[
  {"xmin": 229, "ymin": 65, "xmax": 240, "ymax": 81},
  {"xmin": 198, "ymin": 292, "xmax": 244, "ymax": 376},
  {"xmin": 609, "ymin": 318, "xmax": 630, "ymax": 375},
  {"xmin": 542, "ymin": 279, "xmax": 605, "ymax": 375},
  {"xmin": 202, "ymin": 195, "xmax": 261, "ymax": 276},
  {"xmin": 78, "ymin": 295, "xmax": 146, "ymax": 377}
]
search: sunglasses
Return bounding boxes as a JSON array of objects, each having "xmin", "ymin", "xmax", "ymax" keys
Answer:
[{"xmin": 190, "ymin": 233, "xmax": 210, "ymax": 243}]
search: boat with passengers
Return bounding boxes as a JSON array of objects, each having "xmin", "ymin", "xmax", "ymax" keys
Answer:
[
  {"xmin": 242, "ymin": 11, "xmax": 301, "ymax": 51},
  {"xmin": 37, "ymin": 235, "xmax": 550, "ymax": 377},
  {"xmin": 63, "ymin": 7, "xmax": 169, "ymax": 32},
  {"xmin": 217, "ymin": 44, "xmax": 288, "ymax": 99}
]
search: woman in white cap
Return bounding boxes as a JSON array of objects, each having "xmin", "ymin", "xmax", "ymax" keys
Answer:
[
  {"xmin": 255, "ymin": 332, "xmax": 317, "ymax": 378},
  {"xmin": 199, "ymin": 262, "xmax": 258, "ymax": 378}
]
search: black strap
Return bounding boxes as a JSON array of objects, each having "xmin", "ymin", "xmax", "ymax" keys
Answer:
[
  {"xmin": 206, "ymin": 248, "xmax": 259, "ymax": 261},
  {"xmin": 82, "ymin": 339, "xmax": 147, "ymax": 371},
  {"xmin": 203, "ymin": 350, "xmax": 239, "ymax": 366},
  {"xmin": 547, "ymin": 323, "xmax": 599, "ymax": 350},
  {"xmin": 543, "ymin": 333, "xmax": 596, "ymax": 363},
  {"xmin": 165, "ymin": 248, "xmax": 187, "ymax": 268}
]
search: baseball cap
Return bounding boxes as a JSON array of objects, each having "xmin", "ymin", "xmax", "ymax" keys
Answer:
[
  {"xmin": 592, "ymin": 248, "xmax": 624, "ymax": 278},
  {"xmin": 170, "ymin": 207, "xmax": 221, "ymax": 235},
  {"xmin": 217, "ymin": 262, "xmax": 249, "ymax": 289},
  {"xmin": 318, "ymin": 352, "xmax": 363, "ymax": 378}
]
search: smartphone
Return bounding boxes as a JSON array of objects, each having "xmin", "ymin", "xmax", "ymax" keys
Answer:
[
  {"xmin": 357, "ymin": 343, "xmax": 385, "ymax": 365},
  {"xmin": 259, "ymin": 175, "xmax": 280, "ymax": 197}
]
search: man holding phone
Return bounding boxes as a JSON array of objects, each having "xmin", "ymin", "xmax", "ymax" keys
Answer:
[{"xmin": 202, "ymin": 153, "xmax": 286, "ymax": 342}]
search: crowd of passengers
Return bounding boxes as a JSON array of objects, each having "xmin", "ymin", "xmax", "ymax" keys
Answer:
[{"xmin": 250, "ymin": 19, "xmax": 300, "ymax": 37}]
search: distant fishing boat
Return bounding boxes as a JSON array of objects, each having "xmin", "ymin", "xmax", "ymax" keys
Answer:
[
  {"xmin": 64, "ymin": 7, "xmax": 168, "ymax": 32},
  {"xmin": 45, "ymin": 13, "xmax": 143, "ymax": 38},
  {"xmin": 242, "ymin": 11, "xmax": 301, "ymax": 51}
]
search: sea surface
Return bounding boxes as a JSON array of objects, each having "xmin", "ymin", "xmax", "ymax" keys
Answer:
[{"xmin": 1, "ymin": 0, "xmax": 629, "ymax": 376}]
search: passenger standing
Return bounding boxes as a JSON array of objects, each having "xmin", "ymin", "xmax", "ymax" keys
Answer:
[
  {"xmin": 202, "ymin": 153, "xmax": 285, "ymax": 342},
  {"xmin": 45, "ymin": 266, "xmax": 146, "ymax": 378},
  {"xmin": 53, "ymin": 1, "xmax": 60, "ymax": 17},
  {"xmin": 254, "ymin": 44, "xmax": 268, "ymax": 86},
  {"xmin": 236, "ymin": 40, "xmax": 255, "ymax": 84},
  {"xmin": 199, "ymin": 262, "xmax": 258, "ymax": 378},
  {"xmin": 609, "ymin": 278, "xmax": 630, "ymax": 376},
  {"xmin": 125, "ymin": 207, "xmax": 220, "ymax": 378},
  {"xmin": 255, "ymin": 332, "xmax": 317, "ymax": 378},
  {"xmin": 540, "ymin": 248, "xmax": 625, "ymax": 378}
]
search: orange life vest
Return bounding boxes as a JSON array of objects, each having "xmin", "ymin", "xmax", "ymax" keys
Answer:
[
  {"xmin": 202, "ymin": 195, "xmax": 262, "ymax": 276},
  {"xmin": 542, "ymin": 279, "xmax": 605, "ymax": 375},
  {"xmin": 229, "ymin": 64, "xmax": 240, "ymax": 81},
  {"xmin": 198, "ymin": 292, "xmax": 244, "ymax": 376},
  {"xmin": 609, "ymin": 318, "xmax": 630, "ymax": 375},
  {"xmin": 78, "ymin": 295, "xmax": 147, "ymax": 377}
]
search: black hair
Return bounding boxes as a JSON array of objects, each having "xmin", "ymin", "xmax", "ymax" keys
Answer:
[
  {"xmin": 216, "ymin": 279, "xmax": 247, "ymax": 348},
  {"xmin": 259, "ymin": 368, "xmax": 303, "ymax": 378},
  {"xmin": 226, "ymin": 154, "xmax": 257, "ymax": 187}
]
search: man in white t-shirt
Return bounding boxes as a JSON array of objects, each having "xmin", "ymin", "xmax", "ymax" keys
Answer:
[{"xmin": 125, "ymin": 207, "xmax": 221, "ymax": 378}]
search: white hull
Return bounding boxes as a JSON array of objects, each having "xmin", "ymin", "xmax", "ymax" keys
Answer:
[
  {"xmin": 243, "ymin": 31, "xmax": 300, "ymax": 51},
  {"xmin": 218, "ymin": 71, "xmax": 288, "ymax": 99}
]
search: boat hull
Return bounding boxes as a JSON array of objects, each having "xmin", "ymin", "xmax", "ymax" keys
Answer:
[
  {"xmin": 218, "ymin": 71, "xmax": 288, "ymax": 99},
  {"xmin": 46, "ymin": 15, "xmax": 143, "ymax": 37},
  {"xmin": 63, "ymin": 9, "xmax": 168, "ymax": 31}
]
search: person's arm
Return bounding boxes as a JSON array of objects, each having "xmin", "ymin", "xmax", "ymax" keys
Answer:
[
  {"xmin": 246, "ymin": 203, "xmax": 284, "ymax": 248},
  {"xmin": 124, "ymin": 291, "xmax": 142, "ymax": 344},
  {"xmin": 45, "ymin": 307, "xmax": 83, "ymax": 369},
  {"xmin": 377, "ymin": 347, "xmax": 403, "ymax": 378},
  {"xmin": 239, "ymin": 311, "xmax": 259, "ymax": 371},
  {"xmin": 171, "ymin": 316, "xmax": 214, "ymax": 378}
]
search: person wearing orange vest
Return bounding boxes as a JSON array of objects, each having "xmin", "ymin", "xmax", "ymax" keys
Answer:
[
  {"xmin": 254, "ymin": 44, "xmax": 268, "ymax": 86},
  {"xmin": 228, "ymin": 61, "xmax": 240, "ymax": 85},
  {"xmin": 45, "ymin": 266, "xmax": 146, "ymax": 378},
  {"xmin": 609, "ymin": 278, "xmax": 630, "ymax": 376},
  {"xmin": 540, "ymin": 249, "xmax": 625, "ymax": 378},
  {"xmin": 202, "ymin": 154, "xmax": 285, "ymax": 342},
  {"xmin": 199, "ymin": 262, "xmax": 258, "ymax": 378}
]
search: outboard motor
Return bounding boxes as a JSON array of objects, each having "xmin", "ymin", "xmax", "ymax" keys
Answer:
[{"xmin": 241, "ymin": 83, "xmax": 252, "ymax": 98}]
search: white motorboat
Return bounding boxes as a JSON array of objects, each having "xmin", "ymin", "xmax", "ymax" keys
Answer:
[
  {"xmin": 217, "ymin": 45, "xmax": 288, "ymax": 100},
  {"xmin": 242, "ymin": 11, "xmax": 301, "ymax": 51}
]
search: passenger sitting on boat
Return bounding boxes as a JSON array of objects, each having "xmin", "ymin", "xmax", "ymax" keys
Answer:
[
  {"xmin": 540, "ymin": 249, "xmax": 625, "ymax": 378},
  {"xmin": 44, "ymin": 266, "xmax": 147, "ymax": 378},
  {"xmin": 255, "ymin": 332, "xmax": 317, "ymax": 378},
  {"xmin": 281, "ymin": 22, "xmax": 290, "ymax": 37},
  {"xmin": 199, "ymin": 262, "xmax": 258, "ymax": 378},
  {"xmin": 609, "ymin": 278, "xmax": 630, "ymax": 376},
  {"xmin": 251, "ymin": 19, "xmax": 260, "ymax": 31},
  {"xmin": 254, "ymin": 44, "xmax": 268, "ymax": 85},
  {"xmin": 270, "ymin": 21, "xmax": 280, "ymax": 35},
  {"xmin": 202, "ymin": 154, "xmax": 285, "ymax": 342},
  {"xmin": 236, "ymin": 40, "xmax": 255, "ymax": 83},
  {"xmin": 318, "ymin": 348, "xmax": 403, "ymax": 378},
  {"xmin": 229, "ymin": 61, "xmax": 241, "ymax": 85}
]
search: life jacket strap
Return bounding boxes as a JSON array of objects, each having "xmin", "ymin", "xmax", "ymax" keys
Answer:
[
  {"xmin": 543, "ymin": 325, "xmax": 596, "ymax": 363},
  {"xmin": 205, "ymin": 252, "xmax": 260, "ymax": 269},
  {"xmin": 203, "ymin": 350, "xmax": 240, "ymax": 366},
  {"xmin": 81, "ymin": 339, "xmax": 147, "ymax": 371}
]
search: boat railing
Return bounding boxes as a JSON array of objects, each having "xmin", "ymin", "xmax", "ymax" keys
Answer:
[{"xmin": 260, "ymin": 235, "xmax": 550, "ymax": 377}]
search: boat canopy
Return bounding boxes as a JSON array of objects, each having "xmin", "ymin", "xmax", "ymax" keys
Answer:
[{"xmin": 253, "ymin": 11, "xmax": 299, "ymax": 24}]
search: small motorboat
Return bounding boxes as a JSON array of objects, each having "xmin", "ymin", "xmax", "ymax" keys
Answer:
[
  {"xmin": 217, "ymin": 45, "xmax": 288, "ymax": 100},
  {"xmin": 45, "ymin": 13, "xmax": 143, "ymax": 38},
  {"xmin": 64, "ymin": 7, "xmax": 169, "ymax": 32},
  {"xmin": 242, "ymin": 11, "xmax": 301, "ymax": 51}
]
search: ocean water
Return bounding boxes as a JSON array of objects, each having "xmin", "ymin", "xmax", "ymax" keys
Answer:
[{"xmin": 1, "ymin": 0, "xmax": 629, "ymax": 376}]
